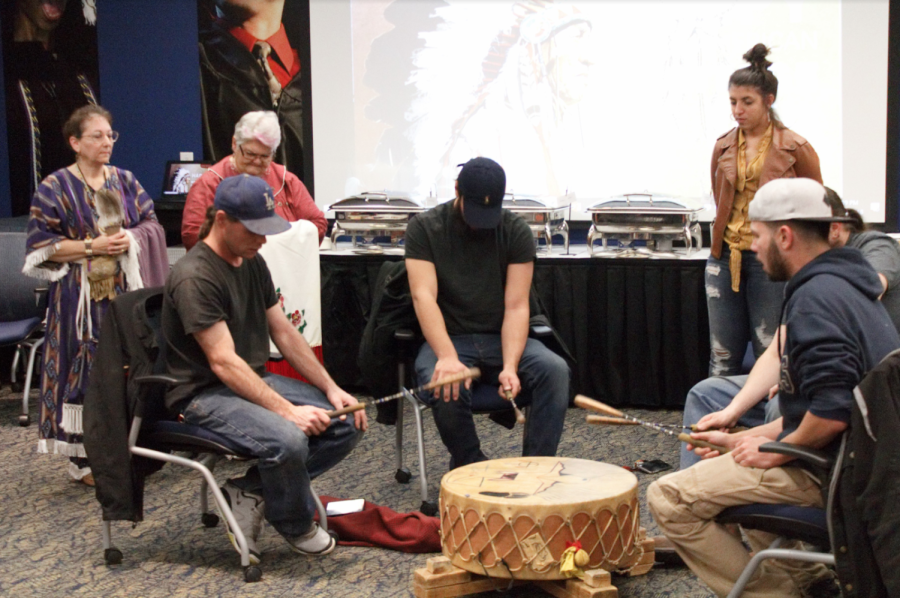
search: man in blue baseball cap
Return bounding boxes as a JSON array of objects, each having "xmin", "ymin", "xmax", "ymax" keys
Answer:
[
  {"xmin": 404, "ymin": 157, "xmax": 570, "ymax": 471},
  {"xmin": 161, "ymin": 174, "xmax": 366, "ymax": 563}
]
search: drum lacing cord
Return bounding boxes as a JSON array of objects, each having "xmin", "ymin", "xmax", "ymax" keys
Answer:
[
  {"xmin": 473, "ymin": 549, "xmax": 516, "ymax": 592},
  {"xmin": 603, "ymin": 513, "xmax": 645, "ymax": 574},
  {"xmin": 454, "ymin": 505, "xmax": 644, "ymax": 579}
]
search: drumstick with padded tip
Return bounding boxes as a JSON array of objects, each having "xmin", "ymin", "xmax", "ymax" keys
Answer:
[
  {"xmin": 575, "ymin": 395, "xmax": 696, "ymax": 430},
  {"xmin": 585, "ymin": 414, "xmax": 730, "ymax": 453},
  {"xmin": 504, "ymin": 390, "xmax": 527, "ymax": 424},
  {"xmin": 575, "ymin": 395, "xmax": 747, "ymax": 433},
  {"xmin": 577, "ymin": 395, "xmax": 731, "ymax": 453},
  {"xmin": 325, "ymin": 367, "xmax": 482, "ymax": 418}
]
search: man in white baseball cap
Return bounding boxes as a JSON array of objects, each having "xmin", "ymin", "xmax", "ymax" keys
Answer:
[{"xmin": 648, "ymin": 178, "xmax": 899, "ymax": 597}]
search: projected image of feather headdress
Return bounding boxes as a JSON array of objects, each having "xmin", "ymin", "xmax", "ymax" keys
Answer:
[{"xmin": 403, "ymin": 1, "xmax": 594, "ymax": 198}]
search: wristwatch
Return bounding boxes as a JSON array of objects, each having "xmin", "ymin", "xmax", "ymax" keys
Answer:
[{"xmin": 84, "ymin": 237, "xmax": 93, "ymax": 257}]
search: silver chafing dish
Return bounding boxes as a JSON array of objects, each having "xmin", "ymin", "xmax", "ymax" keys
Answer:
[
  {"xmin": 504, "ymin": 192, "xmax": 572, "ymax": 253},
  {"xmin": 328, "ymin": 192, "xmax": 425, "ymax": 246},
  {"xmin": 586, "ymin": 193, "xmax": 701, "ymax": 257}
]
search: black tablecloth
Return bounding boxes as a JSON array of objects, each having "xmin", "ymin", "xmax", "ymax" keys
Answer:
[{"xmin": 321, "ymin": 252, "xmax": 710, "ymax": 408}]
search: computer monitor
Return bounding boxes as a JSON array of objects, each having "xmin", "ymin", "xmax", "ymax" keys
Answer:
[{"xmin": 160, "ymin": 161, "xmax": 211, "ymax": 200}]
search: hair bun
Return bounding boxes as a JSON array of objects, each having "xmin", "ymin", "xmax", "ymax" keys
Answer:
[{"xmin": 743, "ymin": 43, "xmax": 772, "ymax": 71}]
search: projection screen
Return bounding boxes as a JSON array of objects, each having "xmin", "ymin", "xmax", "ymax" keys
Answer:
[{"xmin": 310, "ymin": 0, "xmax": 889, "ymax": 222}]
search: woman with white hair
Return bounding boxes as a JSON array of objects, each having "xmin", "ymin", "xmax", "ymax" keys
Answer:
[{"xmin": 181, "ymin": 110, "xmax": 325, "ymax": 249}]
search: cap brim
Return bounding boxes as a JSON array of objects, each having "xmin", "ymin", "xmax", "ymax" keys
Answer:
[
  {"xmin": 241, "ymin": 214, "xmax": 291, "ymax": 236},
  {"xmin": 462, "ymin": 200, "xmax": 502, "ymax": 229}
]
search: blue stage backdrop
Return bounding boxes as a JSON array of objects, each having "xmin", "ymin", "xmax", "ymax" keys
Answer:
[{"xmin": 97, "ymin": 0, "xmax": 203, "ymax": 201}]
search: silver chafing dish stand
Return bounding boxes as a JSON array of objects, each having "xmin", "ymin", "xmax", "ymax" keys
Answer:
[
  {"xmin": 503, "ymin": 192, "xmax": 572, "ymax": 253},
  {"xmin": 586, "ymin": 193, "xmax": 702, "ymax": 258},
  {"xmin": 328, "ymin": 192, "xmax": 425, "ymax": 247}
]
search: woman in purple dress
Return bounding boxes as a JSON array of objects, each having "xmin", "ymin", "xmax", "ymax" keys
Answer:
[{"xmin": 23, "ymin": 104, "xmax": 163, "ymax": 485}]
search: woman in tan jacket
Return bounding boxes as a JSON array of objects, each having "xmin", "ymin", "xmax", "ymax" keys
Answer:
[{"xmin": 707, "ymin": 43, "xmax": 822, "ymax": 376}]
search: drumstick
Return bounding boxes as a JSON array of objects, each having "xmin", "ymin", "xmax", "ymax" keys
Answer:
[
  {"xmin": 676, "ymin": 432, "xmax": 730, "ymax": 453},
  {"xmin": 585, "ymin": 413, "xmax": 730, "ymax": 454},
  {"xmin": 504, "ymin": 390, "xmax": 527, "ymax": 424},
  {"xmin": 575, "ymin": 395, "xmax": 695, "ymax": 431},
  {"xmin": 325, "ymin": 367, "xmax": 482, "ymax": 418},
  {"xmin": 585, "ymin": 415, "xmax": 639, "ymax": 426}
]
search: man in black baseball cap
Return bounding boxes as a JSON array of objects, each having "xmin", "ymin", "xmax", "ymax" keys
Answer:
[
  {"xmin": 456, "ymin": 157, "xmax": 506, "ymax": 229},
  {"xmin": 161, "ymin": 174, "xmax": 366, "ymax": 563},
  {"xmin": 403, "ymin": 157, "xmax": 570, "ymax": 471}
]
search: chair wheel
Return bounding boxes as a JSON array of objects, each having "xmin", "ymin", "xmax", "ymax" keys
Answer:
[
  {"xmin": 201, "ymin": 512, "xmax": 219, "ymax": 527},
  {"xmin": 420, "ymin": 501, "xmax": 438, "ymax": 517},
  {"xmin": 244, "ymin": 565, "xmax": 262, "ymax": 582},
  {"xmin": 11, "ymin": 381, "xmax": 23, "ymax": 393},
  {"xmin": 18, "ymin": 414, "xmax": 30, "ymax": 427},
  {"xmin": 395, "ymin": 467, "xmax": 412, "ymax": 484},
  {"xmin": 328, "ymin": 529, "xmax": 340, "ymax": 542},
  {"xmin": 104, "ymin": 547, "xmax": 123, "ymax": 565}
]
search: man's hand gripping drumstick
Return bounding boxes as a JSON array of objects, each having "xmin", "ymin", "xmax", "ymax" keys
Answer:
[
  {"xmin": 324, "ymin": 368, "xmax": 482, "ymax": 418},
  {"xmin": 574, "ymin": 395, "xmax": 731, "ymax": 454}
]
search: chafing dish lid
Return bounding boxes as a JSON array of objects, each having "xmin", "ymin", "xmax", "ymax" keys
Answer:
[
  {"xmin": 588, "ymin": 193, "xmax": 698, "ymax": 214},
  {"xmin": 502, "ymin": 192, "xmax": 573, "ymax": 211},
  {"xmin": 327, "ymin": 191, "xmax": 425, "ymax": 212}
]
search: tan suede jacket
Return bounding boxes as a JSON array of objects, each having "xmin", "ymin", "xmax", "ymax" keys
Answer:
[{"xmin": 710, "ymin": 126, "xmax": 823, "ymax": 259}]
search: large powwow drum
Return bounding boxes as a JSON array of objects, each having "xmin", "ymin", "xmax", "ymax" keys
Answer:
[{"xmin": 440, "ymin": 457, "xmax": 643, "ymax": 580}]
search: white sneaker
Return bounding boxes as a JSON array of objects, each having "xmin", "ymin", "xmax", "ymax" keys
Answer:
[
  {"xmin": 285, "ymin": 523, "xmax": 336, "ymax": 556},
  {"xmin": 220, "ymin": 482, "xmax": 264, "ymax": 565}
]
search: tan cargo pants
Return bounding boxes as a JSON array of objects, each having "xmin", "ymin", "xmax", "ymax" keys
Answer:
[{"xmin": 647, "ymin": 453, "xmax": 827, "ymax": 598}]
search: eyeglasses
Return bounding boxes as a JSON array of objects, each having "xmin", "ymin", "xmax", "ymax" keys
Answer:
[
  {"xmin": 239, "ymin": 145, "xmax": 274, "ymax": 162},
  {"xmin": 82, "ymin": 131, "xmax": 120, "ymax": 142}
]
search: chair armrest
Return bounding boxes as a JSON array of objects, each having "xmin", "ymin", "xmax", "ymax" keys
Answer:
[
  {"xmin": 134, "ymin": 374, "xmax": 185, "ymax": 387},
  {"xmin": 393, "ymin": 328, "xmax": 417, "ymax": 343},
  {"xmin": 529, "ymin": 324, "xmax": 552, "ymax": 338},
  {"xmin": 394, "ymin": 328, "xmax": 416, "ymax": 342},
  {"xmin": 759, "ymin": 442, "xmax": 833, "ymax": 471}
]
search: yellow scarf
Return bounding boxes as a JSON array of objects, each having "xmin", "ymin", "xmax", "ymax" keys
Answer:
[{"xmin": 725, "ymin": 123, "xmax": 773, "ymax": 292}]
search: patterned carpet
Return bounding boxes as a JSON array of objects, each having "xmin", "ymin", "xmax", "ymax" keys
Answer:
[{"xmin": 0, "ymin": 385, "xmax": 714, "ymax": 598}]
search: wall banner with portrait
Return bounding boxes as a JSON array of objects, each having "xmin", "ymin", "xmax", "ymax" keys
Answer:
[
  {"xmin": 1, "ymin": 0, "xmax": 100, "ymax": 217},
  {"xmin": 196, "ymin": 0, "xmax": 314, "ymax": 190}
]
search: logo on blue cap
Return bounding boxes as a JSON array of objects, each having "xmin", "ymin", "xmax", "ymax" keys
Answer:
[{"xmin": 213, "ymin": 175, "xmax": 290, "ymax": 236}]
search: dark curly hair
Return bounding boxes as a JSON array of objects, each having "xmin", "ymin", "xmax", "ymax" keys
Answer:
[
  {"xmin": 729, "ymin": 44, "xmax": 782, "ymax": 128},
  {"xmin": 824, "ymin": 187, "xmax": 867, "ymax": 234}
]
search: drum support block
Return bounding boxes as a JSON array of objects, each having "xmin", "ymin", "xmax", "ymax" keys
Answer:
[{"xmin": 412, "ymin": 548, "xmax": 654, "ymax": 598}]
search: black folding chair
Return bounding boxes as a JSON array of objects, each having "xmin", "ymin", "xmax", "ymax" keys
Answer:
[
  {"xmin": 716, "ymin": 440, "xmax": 839, "ymax": 598},
  {"xmin": 94, "ymin": 289, "xmax": 332, "ymax": 583}
]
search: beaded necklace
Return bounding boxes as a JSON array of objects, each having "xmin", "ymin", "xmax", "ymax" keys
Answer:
[{"xmin": 75, "ymin": 161, "xmax": 108, "ymax": 207}]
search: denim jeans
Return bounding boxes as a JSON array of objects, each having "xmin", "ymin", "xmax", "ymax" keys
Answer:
[
  {"xmin": 680, "ymin": 375, "xmax": 782, "ymax": 469},
  {"xmin": 706, "ymin": 247, "xmax": 784, "ymax": 377},
  {"xmin": 414, "ymin": 334, "xmax": 570, "ymax": 469},
  {"xmin": 181, "ymin": 373, "xmax": 361, "ymax": 538}
]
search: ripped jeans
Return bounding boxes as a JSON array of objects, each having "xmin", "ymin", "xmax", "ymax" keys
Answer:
[{"xmin": 705, "ymin": 246, "xmax": 784, "ymax": 377}]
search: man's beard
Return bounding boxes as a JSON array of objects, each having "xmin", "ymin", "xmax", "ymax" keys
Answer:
[{"xmin": 763, "ymin": 238, "xmax": 790, "ymax": 282}]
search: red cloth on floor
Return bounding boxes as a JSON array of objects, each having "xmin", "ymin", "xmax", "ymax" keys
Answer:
[{"xmin": 316, "ymin": 496, "xmax": 441, "ymax": 553}]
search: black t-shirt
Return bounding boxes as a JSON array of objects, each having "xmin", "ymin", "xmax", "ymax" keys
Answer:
[
  {"xmin": 404, "ymin": 201, "xmax": 535, "ymax": 335},
  {"xmin": 162, "ymin": 242, "xmax": 278, "ymax": 410}
]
